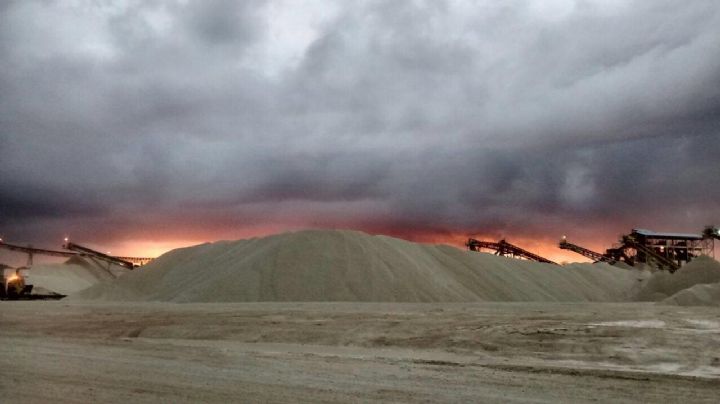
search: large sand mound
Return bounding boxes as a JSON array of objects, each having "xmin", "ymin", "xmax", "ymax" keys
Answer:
[
  {"xmin": 74, "ymin": 230, "xmax": 648, "ymax": 303},
  {"xmin": 634, "ymin": 256, "xmax": 720, "ymax": 301},
  {"xmin": 29, "ymin": 256, "xmax": 128, "ymax": 295},
  {"xmin": 661, "ymin": 282, "xmax": 720, "ymax": 306}
]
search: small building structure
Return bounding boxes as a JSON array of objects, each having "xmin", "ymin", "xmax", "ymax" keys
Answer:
[
  {"xmin": 604, "ymin": 227, "xmax": 717, "ymax": 272},
  {"xmin": 629, "ymin": 228, "xmax": 708, "ymax": 264}
]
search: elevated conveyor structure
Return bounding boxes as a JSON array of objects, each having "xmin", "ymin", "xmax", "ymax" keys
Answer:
[
  {"xmin": 0, "ymin": 238, "xmax": 154, "ymax": 269},
  {"xmin": 0, "ymin": 240, "xmax": 80, "ymax": 298},
  {"xmin": 467, "ymin": 238, "xmax": 558, "ymax": 265},
  {"xmin": 113, "ymin": 256, "xmax": 154, "ymax": 267},
  {"xmin": 62, "ymin": 241, "xmax": 137, "ymax": 269},
  {"xmin": 0, "ymin": 240, "xmax": 77, "ymax": 266},
  {"xmin": 558, "ymin": 238, "xmax": 616, "ymax": 264}
]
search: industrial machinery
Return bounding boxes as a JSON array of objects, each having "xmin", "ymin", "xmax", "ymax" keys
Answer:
[
  {"xmin": 0, "ymin": 237, "xmax": 154, "ymax": 299},
  {"xmin": 558, "ymin": 237, "xmax": 616, "ymax": 264},
  {"xmin": 604, "ymin": 228, "xmax": 715, "ymax": 272},
  {"xmin": 560, "ymin": 226, "xmax": 719, "ymax": 273},
  {"xmin": 615, "ymin": 234, "xmax": 681, "ymax": 273},
  {"xmin": 62, "ymin": 240, "xmax": 135, "ymax": 269},
  {"xmin": 467, "ymin": 238, "xmax": 558, "ymax": 265},
  {"xmin": 0, "ymin": 239, "xmax": 69, "ymax": 299},
  {"xmin": 0, "ymin": 239, "xmax": 77, "ymax": 265},
  {"xmin": 0, "ymin": 237, "xmax": 153, "ymax": 270},
  {"xmin": 62, "ymin": 239, "xmax": 153, "ymax": 268},
  {"xmin": 1, "ymin": 266, "xmax": 32, "ymax": 299}
]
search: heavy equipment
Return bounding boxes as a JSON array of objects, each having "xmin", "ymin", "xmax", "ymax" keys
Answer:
[
  {"xmin": 467, "ymin": 238, "xmax": 558, "ymax": 265},
  {"xmin": 1, "ymin": 266, "xmax": 32, "ymax": 299},
  {"xmin": 0, "ymin": 239, "xmax": 67, "ymax": 299}
]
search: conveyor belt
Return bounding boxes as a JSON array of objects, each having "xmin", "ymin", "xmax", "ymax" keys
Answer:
[
  {"xmin": 63, "ymin": 241, "xmax": 136, "ymax": 269},
  {"xmin": 467, "ymin": 238, "xmax": 558, "ymax": 265},
  {"xmin": 0, "ymin": 239, "xmax": 153, "ymax": 268},
  {"xmin": 559, "ymin": 238, "xmax": 616, "ymax": 264},
  {"xmin": 0, "ymin": 240, "xmax": 77, "ymax": 258}
]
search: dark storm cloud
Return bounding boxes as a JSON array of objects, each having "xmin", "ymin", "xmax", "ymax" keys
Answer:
[
  {"xmin": 0, "ymin": 185, "xmax": 106, "ymax": 220},
  {"xmin": 1, "ymin": 0, "xmax": 720, "ymax": 249}
]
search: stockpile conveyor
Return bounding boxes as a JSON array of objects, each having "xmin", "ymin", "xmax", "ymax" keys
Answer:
[
  {"xmin": 0, "ymin": 240, "xmax": 76, "ymax": 266},
  {"xmin": 467, "ymin": 238, "xmax": 558, "ymax": 265},
  {"xmin": 0, "ymin": 238, "xmax": 153, "ymax": 269},
  {"xmin": 558, "ymin": 238, "xmax": 616, "ymax": 264},
  {"xmin": 63, "ymin": 241, "xmax": 136, "ymax": 269}
]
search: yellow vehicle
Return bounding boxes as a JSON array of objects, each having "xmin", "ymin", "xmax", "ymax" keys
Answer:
[{"xmin": 1, "ymin": 267, "xmax": 32, "ymax": 299}]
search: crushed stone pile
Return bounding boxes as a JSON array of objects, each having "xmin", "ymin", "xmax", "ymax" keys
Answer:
[
  {"xmin": 74, "ymin": 230, "xmax": 649, "ymax": 303},
  {"xmin": 634, "ymin": 256, "xmax": 720, "ymax": 302},
  {"xmin": 28, "ymin": 255, "xmax": 128, "ymax": 296}
]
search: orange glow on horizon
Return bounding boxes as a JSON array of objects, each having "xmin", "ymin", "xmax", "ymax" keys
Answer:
[
  {"xmin": 101, "ymin": 228, "xmax": 603, "ymax": 264},
  {"xmin": 108, "ymin": 239, "xmax": 202, "ymax": 258},
  {"xmin": 98, "ymin": 224, "xmax": 296, "ymax": 258}
]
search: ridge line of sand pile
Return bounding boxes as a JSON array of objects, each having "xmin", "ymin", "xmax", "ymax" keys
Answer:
[
  {"xmin": 635, "ymin": 256, "xmax": 720, "ymax": 302},
  {"xmin": 72, "ymin": 229, "xmax": 650, "ymax": 303},
  {"xmin": 661, "ymin": 282, "xmax": 720, "ymax": 306}
]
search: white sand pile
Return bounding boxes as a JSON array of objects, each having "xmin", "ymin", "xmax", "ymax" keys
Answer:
[
  {"xmin": 29, "ymin": 256, "xmax": 129, "ymax": 296},
  {"xmin": 634, "ymin": 256, "xmax": 720, "ymax": 301},
  {"xmin": 74, "ymin": 230, "xmax": 647, "ymax": 303},
  {"xmin": 661, "ymin": 282, "xmax": 720, "ymax": 306}
]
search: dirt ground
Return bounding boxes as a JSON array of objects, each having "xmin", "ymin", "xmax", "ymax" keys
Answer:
[{"xmin": 1, "ymin": 301, "xmax": 719, "ymax": 403}]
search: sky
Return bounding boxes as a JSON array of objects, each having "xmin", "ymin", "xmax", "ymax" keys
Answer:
[{"xmin": 1, "ymin": 0, "xmax": 719, "ymax": 263}]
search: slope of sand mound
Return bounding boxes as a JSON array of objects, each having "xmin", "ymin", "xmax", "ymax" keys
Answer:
[
  {"xmin": 661, "ymin": 282, "xmax": 720, "ymax": 306},
  {"xmin": 634, "ymin": 256, "xmax": 720, "ymax": 301},
  {"xmin": 29, "ymin": 256, "xmax": 129, "ymax": 296},
  {"xmin": 74, "ymin": 230, "xmax": 648, "ymax": 303}
]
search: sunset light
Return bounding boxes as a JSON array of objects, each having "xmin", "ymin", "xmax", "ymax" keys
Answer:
[{"xmin": 2, "ymin": 1, "xmax": 719, "ymax": 400}]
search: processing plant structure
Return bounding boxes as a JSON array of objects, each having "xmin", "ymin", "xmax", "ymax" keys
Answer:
[
  {"xmin": 0, "ymin": 238, "xmax": 154, "ymax": 299},
  {"xmin": 559, "ymin": 226, "xmax": 719, "ymax": 273}
]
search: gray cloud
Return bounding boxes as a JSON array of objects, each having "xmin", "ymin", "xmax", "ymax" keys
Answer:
[{"xmin": 1, "ymin": 0, "xmax": 719, "ymax": 251}]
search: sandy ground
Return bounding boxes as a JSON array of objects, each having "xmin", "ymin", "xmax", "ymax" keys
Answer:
[{"xmin": 1, "ymin": 301, "xmax": 719, "ymax": 403}]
